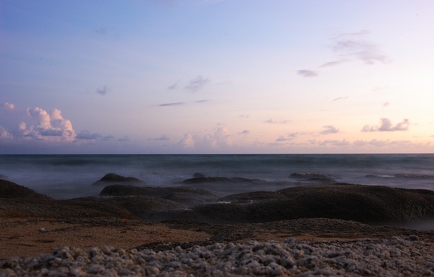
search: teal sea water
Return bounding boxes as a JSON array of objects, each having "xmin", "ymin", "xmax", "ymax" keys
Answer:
[{"xmin": 1, "ymin": 154, "xmax": 434, "ymax": 199}]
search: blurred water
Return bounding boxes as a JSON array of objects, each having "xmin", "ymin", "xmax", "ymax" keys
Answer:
[{"xmin": 1, "ymin": 154, "xmax": 434, "ymax": 199}]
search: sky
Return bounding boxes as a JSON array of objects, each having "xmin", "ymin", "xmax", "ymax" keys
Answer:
[{"xmin": 1, "ymin": 0, "xmax": 434, "ymax": 154}]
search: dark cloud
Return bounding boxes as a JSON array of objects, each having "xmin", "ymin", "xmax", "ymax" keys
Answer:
[
  {"xmin": 320, "ymin": 125, "xmax": 339, "ymax": 135},
  {"xmin": 160, "ymin": 102, "xmax": 184, "ymax": 107},
  {"xmin": 297, "ymin": 70, "xmax": 318, "ymax": 78},
  {"xmin": 76, "ymin": 130, "xmax": 103, "ymax": 140},
  {"xmin": 97, "ymin": 86, "xmax": 109, "ymax": 95},
  {"xmin": 362, "ymin": 118, "xmax": 410, "ymax": 132},
  {"xmin": 238, "ymin": 130, "xmax": 250, "ymax": 135},
  {"xmin": 118, "ymin": 136, "xmax": 130, "ymax": 142},
  {"xmin": 184, "ymin": 76, "xmax": 210, "ymax": 92}
]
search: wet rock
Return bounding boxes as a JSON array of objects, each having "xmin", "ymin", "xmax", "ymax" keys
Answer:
[
  {"xmin": 218, "ymin": 191, "xmax": 288, "ymax": 204},
  {"xmin": 92, "ymin": 173, "xmax": 145, "ymax": 186}
]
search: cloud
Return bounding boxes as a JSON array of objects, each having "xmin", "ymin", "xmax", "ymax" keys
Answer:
[
  {"xmin": 297, "ymin": 70, "xmax": 318, "ymax": 78},
  {"xmin": 184, "ymin": 76, "xmax": 210, "ymax": 92},
  {"xmin": 362, "ymin": 118, "xmax": 410, "ymax": 132},
  {"xmin": 238, "ymin": 130, "xmax": 250, "ymax": 135},
  {"xmin": 118, "ymin": 136, "xmax": 130, "ymax": 142},
  {"xmin": 319, "ymin": 139, "xmax": 350, "ymax": 147},
  {"xmin": 76, "ymin": 130, "xmax": 103, "ymax": 140},
  {"xmin": 320, "ymin": 125, "xmax": 339, "ymax": 135},
  {"xmin": 2, "ymin": 102, "xmax": 15, "ymax": 110},
  {"xmin": 167, "ymin": 81, "xmax": 179, "ymax": 90},
  {"xmin": 178, "ymin": 127, "xmax": 232, "ymax": 150},
  {"xmin": 159, "ymin": 100, "xmax": 209, "ymax": 107},
  {"xmin": 97, "ymin": 86, "xmax": 109, "ymax": 95},
  {"xmin": 383, "ymin": 102, "xmax": 390, "ymax": 107},
  {"xmin": 276, "ymin": 136, "xmax": 294, "ymax": 142},
  {"xmin": 332, "ymin": 32, "xmax": 391, "ymax": 65},
  {"xmin": 319, "ymin": 60, "xmax": 348, "ymax": 68},
  {"xmin": 160, "ymin": 102, "xmax": 185, "ymax": 107},
  {"xmin": 0, "ymin": 126, "xmax": 13, "ymax": 140},
  {"xmin": 20, "ymin": 107, "xmax": 76, "ymax": 142},
  {"xmin": 154, "ymin": 135, "xmax": 170, "ymax": 141},
  {"xmin": 332, "ymin": 96, "xmax": 348, "ymax": 101},
  {"xmin": 264, "ymin": 119, "xmax": 289, "ymax": 124}
]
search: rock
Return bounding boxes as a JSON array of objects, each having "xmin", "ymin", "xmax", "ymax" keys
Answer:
[
  {"xmin": 92, "ymin": 173, "xmax": 144, "ymax": 186},
  {"xmin": 0, "ymin": 179, "xmax": 52, "ymax": 199},
  {"xmin": 180, "ymin": 184, "xmax": 434, "ymax": 224},
  {"xmin": 289, "ymin": 172, "xmax": 336, "ymax": 182},
  {"xmin": 100, "ymin": 184, "xmax": 220, "ymax": 205},
  {"xmin": 193, "ymin": 172, "xmax": 206, "ymax": 178},
  {"xmin": 182, "ymin": 176, "xmax": 261, "ymax": 184}
]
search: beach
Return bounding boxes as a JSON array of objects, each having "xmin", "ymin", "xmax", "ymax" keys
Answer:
[{"xmin": 2, "ymin": 154, "xmax": 434, "ymax": 275}]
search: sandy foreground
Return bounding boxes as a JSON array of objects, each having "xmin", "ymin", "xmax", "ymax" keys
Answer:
[{"xmin": 2, "ymin": 216, "xmax": 434, "ymax": 262}]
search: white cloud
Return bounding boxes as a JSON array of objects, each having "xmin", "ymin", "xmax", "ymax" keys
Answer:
[
  {"xmin": 178, "ymin": 127, "xmax": 232, "ymax": 150},
  {"xmin": 0, "ymin": 126, "xmax": 13, "ymax": 140},
  {"xmin": 22, "ymin": 107, "xmax": 76, "ymax": 142},
  {"xmin": 264, "ymin": 119, "xmax": 289, "ymax": 124},
  {"xmin": 362, "ymin": 118, "xmax": 410, "ymax": 132},
  {"xmin": 2, "ymin": 102, "xmax": 15, "ymax": 110}
]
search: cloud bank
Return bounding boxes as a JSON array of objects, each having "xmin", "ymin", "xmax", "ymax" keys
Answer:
[{"xmin": 362, "ymin": 118, "xmax": 410, "ymax": 132}]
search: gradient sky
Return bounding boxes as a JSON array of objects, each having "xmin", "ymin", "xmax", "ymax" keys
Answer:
[{"xmin": 1, "ymin": 0, "xmax": 434, "ymax": 154}]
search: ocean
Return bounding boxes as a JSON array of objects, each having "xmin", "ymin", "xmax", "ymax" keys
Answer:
[{"xmin": 1, "ymin": 154, "xmax": 434, "ymax": 200}]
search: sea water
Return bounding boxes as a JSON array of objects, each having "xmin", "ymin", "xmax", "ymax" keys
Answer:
[{"xmin": 1, "ymin": 154, "xmax": 434, "ymax": 199}]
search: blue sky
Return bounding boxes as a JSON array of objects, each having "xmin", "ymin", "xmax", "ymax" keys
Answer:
[{"xmin": 1, "ymin": 0, "xmax": 434, "ymax": 154}]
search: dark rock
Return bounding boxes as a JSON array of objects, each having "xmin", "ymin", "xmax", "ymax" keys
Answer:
[
  {"xmin": 182, "ymin": 176, "xmax": 261, "ymax": 184},
  {"xmin": 100, "ymin": 184, "xmax": 220, "ymax": 205},
  {"xmin": 193, "ymin": 172, "xmax": 206, "ymax": 178},
  {"xmin": 289, "ymin": 172, "xmax": 336, "ymax": 183},
  {"xmin": 92, "ymin": 173, "xmax": 144, "ymax": 186},
  {"xmin": 218, "ymin": 191, "xmax": 288, "ymax": 204},
  {"xmin": 0, "ymin": 179, "xmax": 52, "ymax": 200},
  {"xmin": 175, "ymin": 184, "xmax": 434, "ymax": 224}
]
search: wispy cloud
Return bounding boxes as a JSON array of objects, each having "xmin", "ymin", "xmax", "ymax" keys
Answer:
[
  {"xmin": 184, "ymin": 75, "xmax": 210, "ymax": 92},
  {"xmin": 332, "ymin": 96, "xmax": 348, "ymax": 101},
  {"xmin": 159, "ymin": 102, "xmax": 185, "ymax": 107},
  {"xmin": 238, "ymin": 130, "xmax": 250, "ymax": 135},
  {"xmin": 264, "ymin": 119, "xmax": 289, "ymax": 124},
  {"xmin": 154, "ymin": 135, "xmax": 170, "ymax": 141},
  {"xmin": 159, "ymin": 100, "xmax": 209, "ymax": 107},
  {"xmin": 297, "ymin": 70, "xmax": 318, "ymax": 78},
  {"xmin": 320, "ymin": 125, "xmax": 339, "ymax": 135},
  {"xmin": 332, "ymin": 31, "xmax": 391, "ymax": 65},
  {"xmin": 383, "ymin": 102, "xmax": 390, "ymax": 107},
  {"xmin": 362, "ymin": 118, "xmax": 410, "ymax": 132},
  {"xmin": 319, "ymin": 60, "xmax": 348, "ymax": 68},
  {"xmin": 97, "ymin": 86, "xmax": 109, "ymax": 95}
]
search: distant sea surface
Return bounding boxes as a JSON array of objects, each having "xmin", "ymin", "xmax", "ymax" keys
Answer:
[{"xmin": 1, "ymin": 154, "xmax": 434, "ymax": 200}]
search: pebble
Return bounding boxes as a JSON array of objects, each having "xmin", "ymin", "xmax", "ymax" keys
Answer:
[{"xmin": 1, "ymin": 236, "xmax": 433, "ymax": 276}]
